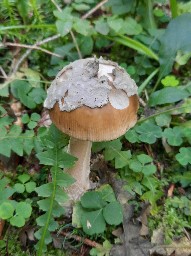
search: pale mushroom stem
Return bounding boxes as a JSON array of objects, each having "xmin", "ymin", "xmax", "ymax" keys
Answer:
[{"xmin": 66, "ymin": 137, "xmax": 92, "ymax": 201}]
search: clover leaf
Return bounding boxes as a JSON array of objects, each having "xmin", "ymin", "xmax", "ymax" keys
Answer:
[
  {"xmin": 161, "ymin": 75, "xmax": 179, "ymax": 87},
  {"xmin": 73, "ymin": 188, "xmax": 123, "ymax": 236},
  {"xmin": 0, "ymin": 201, "xmax": 14, "ymax": 219},
  {"xmin": 163, "ymin": 127, "xmax": 183, "ymax": 146},
  {"xmin": 176, "ymin": 147, "xmax": 191, "ymax": 166},
  {"xmin": 135, "ymin": 121, "xmax": 162, "ymax": 144},
  {"xmin": 103, "ymin": 201, "xmax": 123, "ymax": 225},
  {"xmin": 14, "ymin": 174, "xmax": 36, "ymax": 194},
  {"xmin": 155, "ymin": 114, "xmax": 171, "ymax": 127},
  {"xmin": 125, "ymin": 129, "xmax": 140, "ymax": 143},
  {"xmin": 129, "ymin": 154, "xmax": 157, "ymax": 176},
  {"xmin": 81, "ymin": 209, "xmax": 106, "ymax": 235}
]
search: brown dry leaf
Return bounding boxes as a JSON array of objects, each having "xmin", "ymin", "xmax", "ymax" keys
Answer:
[
  {"xmin": 162, "ymin": 137, "xmax": 173, "ymax": 154},
  {"xmin": 38, "ymin": 110, "xmax": 52, "ymax": 127},
  {"xmin": 138, "ymin": 204, "xmax": 151, "ymax": 236},
  {"xmin": 112, "ymin": 227, "xmax": 123, "ymax": 238},
  {"xmin": 14, "ymin": 116, "xmax": 23, "ymax": 127},
  {"xmin": 19, "ymin": 226, "xmax": 35, "ymax": 249},
  {"xmin": 150, "ymin": 236, "xmax": 191, "ymax": 256},
  {"xmin": 11, "ymin": 101, "xmax": 23, "ymax": 128},
  {"xmin": 166, "ymin": 237, "xmax": 191, "ymax": 256},
  {"xmin": 167, "ymin": 184, "xmax": 175, "ymax": 197},
  {"xmin": 11, "ymin": 101, "xmax": 22, "ymax": 114},
  {"xmin": 140, "ymin": 224, "xmax": 149, "ymax": 237},
  {"xmin": 151, "ymin": 227, "xmax": 165, "ymax": 245},
  {"xmin": 52, "ymin": 234, "xmax": 63, "ymax": 249}
]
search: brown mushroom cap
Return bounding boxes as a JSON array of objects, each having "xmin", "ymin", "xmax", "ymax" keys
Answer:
[{"xmin": 49, "ymin": 94, "xmax": 139, "ymax": 142}]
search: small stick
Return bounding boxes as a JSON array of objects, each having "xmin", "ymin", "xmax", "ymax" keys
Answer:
[
  {"xmin": 82, "ymin": 0, "xmax": 108, "ymax": 19},
  {"xmin": 9, "ymin": 0, "xmax": 108, "ymax": 75},
  {"xmin": 51, "ymin": 0, "xmax": 82, "ymax": 59},
  {"xmin": 144, "ymin": 144, "xmax": 154, "ymax": 158},
  {"xmin": 36, "ymin": 34, "xmax": 61, "ymax": 46},
  {"xmin": 138, "ymin": 97, "xmax": 147, "ymax": 107},
  {"xmin": 0, "ymin": 66, "xmax": 8, "ymax": 78},
  {"xmin": 0, "ymin": 219, "xmax": 5, "ymax": 239},
  {"xmin": 11, "ymin": 34, "xmax": 61, "ymax": 75},
  {"xmin": 183, "ymin": 228, "xmax": 191, "ymax": 241},
  {"xmin": 60, "ymin": 231, "xmax": 101, "ymax": 248},
  {"xmin": 70, "ymin": 30, "xmax": 82, "ymax": 59},
  {"xmin": 1, "ymin": 42, "xmax": 62, "ymax": 58},
  {"xmin": 51, "ymin": 0, "xmax": 62, "ymax": 12}
]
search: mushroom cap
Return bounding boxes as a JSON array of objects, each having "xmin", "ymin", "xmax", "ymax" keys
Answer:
[
  {"xmin": 49, "ymin": 95, "xmax": 139, "ymax": 141},
  {"xmin": 45, "ymin": 57, "xmax": 139, "ymax": 141}
]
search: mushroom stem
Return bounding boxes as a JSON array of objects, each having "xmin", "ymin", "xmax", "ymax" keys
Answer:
[{"xmin": 66, "ymin": 137, "xmax": 92, "ymax": 201}]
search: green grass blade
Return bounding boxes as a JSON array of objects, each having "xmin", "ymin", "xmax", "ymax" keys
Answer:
[
  {"xmin": 109, "ymin": 35, "xmax": 159, "ymax": 61},
  {"xmin": 170, "ymin": 0, "xmax": 178, "ymax": 18},
  {"xmin": 138, "ymin": 68, "xmax": 159, "ymax": 95},
  {"xmin": 37, "ymin": 150, "xmax": 58, "ymax": 256},
  {"xmin": 138, "ymin": 103, "xmax": 191, "ymax": 124},
  {"xmin": 0, "ymin": 24, "xmax": 55, "ymax": 31},
  {"xmin": 144, "ymin": 0, "xmax": 157, "ymax": 29}
]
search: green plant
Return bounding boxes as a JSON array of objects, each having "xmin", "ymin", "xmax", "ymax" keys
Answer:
[
  {"xmin": 1, "ymin": 0, "xmax": 191, "ymax": 254},
  {"xmin": 149, "ymin": 196, "xmax": 191, "ymax": 244},
  {"xmin": 0, "ymin": 106, "xmax": 35, "ymax": 157},
  {"xmin": 34, "ymin": 124, "xmax": 76, "ymax": 254},
  {"xmin": 0, "ymin": 173, "xmax": 32, "ymax": 227},
  {"xmin": 14, "ymin": 173, "xmax": 36, "ymax": 194},
  {"xmin": 90, "ymin": 240, "xmax": 112, "ymax": 256},
  {"xmin": 158, "ymin": 13, "xmax": 191, "ymax": 80},
  {"xmin": 22, "ymin": 113, "xmax": 41, "ymax": 129},
  {"xmin": 72, "ymin": 185, "xmax": 123, "ymax": 235},
  {"xmin": 161, "ymin": 75, "xmax": 179, "ymax": 87},
  {"xmin": 170, "ymin": 0, "xmax": 178, "ymax": 18}
]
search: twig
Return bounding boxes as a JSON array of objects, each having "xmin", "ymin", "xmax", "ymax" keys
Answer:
[
  {"xmin": 0, "ymin": 66, "xmax": 8, "ymax": 79},
  {"xmin": 8, "ymin": 0, "xmax": 108, "ymax": 75},
  {"xmin": 70, "ymin": 30, "xmax": 82, "ymax": 59},
  {"xmin": 10, "ymin": 34, "xmax": 61, "ymax": 75},
  {"xmin": 139, "ymin": 97, "xmax": 147, "ymax": 107},
  {"xmin": 1, "ymin": 42, "xmax": 62, "ymax": 58},
  {"xmin": 51, "ymin": 0, "xmax": 82, "ymax": 59},
  {"xmin": 35, "ymin": 34, "xmax": 61, "ymax": 45},
  {"xmin": 0, "ymin": 75, "xmax": 51, "ymax": 84},
  {"xmin": 10, "ymin": 48, "xmax": 30, "ymax": 76},
  {"xmin": 183, "ymin": 228, "xmax": 191, "ymax": 241},
  {"xmin": 0, "ymin": 219, "xmax": 5, "ymax": 239},
  {"xmin": 51, "ymin": 0, "xmax": 62, "ymax": 12},
  {"xmin": 144, "ymin": 144, "xmax": 154, "ymax": 159},
  {"xmin": 60, "ymin": 231, "xmax": 101, "ymax": 248},
  {"xmin": 82, "ymin": 0, "xmax": 108, "ymax": 19}
]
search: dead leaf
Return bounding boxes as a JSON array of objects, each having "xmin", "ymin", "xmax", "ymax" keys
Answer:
[
  {"xmin": 162, "ymin": 137, "xmax": 173, "ymax": 154},
  {"xmin": 52, "ymin": 234, "xmax": 63, "ymax": 249},
  {"xmin": 151, "ymin": 236, "xmax": 191, "ymax": 256},
  {"xmin": 151, "ymin": 227, "xmax": 165, "ymax": 245},
  {"xmin": 167, "ymin": 184, "xmax": 175, "ymax": 197},
  {"xmin": 112, "ymin": 227, "xmax": 123, "ymax": 238},
  {"xmin": 138, "ymin": 204, "xmax": 151, "ymax": 236},
  {"xmin": 166, "ymin": 237, "xmax": 191, "ymax": 256},
  {"xmin": 19, "ymin": 226, "xmax": 35, "ymax": 249},
  {"xmin": 140, "ymin": 224, "xmax": 149, "ymax": 236},
  {"xmin": 38, "ymin": 110, "xmax": 52, "ymax": 127}
]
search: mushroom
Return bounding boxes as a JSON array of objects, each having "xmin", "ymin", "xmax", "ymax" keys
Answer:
[{"xmin": 44, "ymin": 57, "xmax": 139, "ymax": 201}]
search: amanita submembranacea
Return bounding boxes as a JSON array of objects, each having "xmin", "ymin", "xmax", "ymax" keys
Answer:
[{"xmin": 44, "ymin": 57, "xmax": 139, "ymax": 201}]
